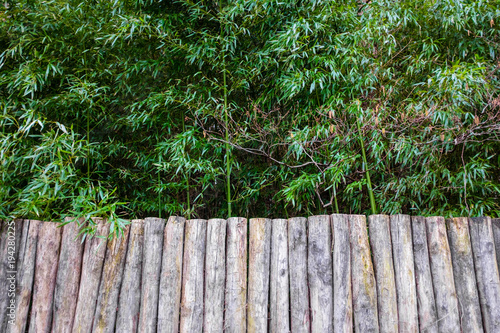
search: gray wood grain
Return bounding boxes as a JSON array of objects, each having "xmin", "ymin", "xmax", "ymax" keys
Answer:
[
  {"xmin": 425, "ymin": 216, "xmax": 460, "ymax": 333},
  {"xmin": 493, "ymin": 218, "xmax": 500, "ymax": 284},
  {"xmin": 247, "ymin": 218, "xmax": 272, "ymax": 333},
  {"xmin": 204, "ymin": 218, "xmax": 227, "ymax": 333},
  {"xmin": 180, "ymin": 219, "xmax": 207, "ymax": 333},
  {"xmin": 350, "ymin": 214, "xmax": 379, "ymax": 333},
  {"xmin": 116, "ymin": 219, "xmax": 144, "ymax": 333},
  {"xmin": 469, "ymin": 216, "xmax": 500, "ymax": 333},
  {"xmin": 446, "ymin": 217, "xmax": 483, "ymax": 333},
  {"xmin": 270, "ymin": 218, "xmax": 290, "ymax": 333},
  {"xmin": 307, "ymin": 215, "xmax": 333, "ymax": 333}
]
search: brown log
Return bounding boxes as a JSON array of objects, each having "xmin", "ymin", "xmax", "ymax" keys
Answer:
[{"xmin": 270, "ymin": 218, "xmax": 290, "ymax": 333}]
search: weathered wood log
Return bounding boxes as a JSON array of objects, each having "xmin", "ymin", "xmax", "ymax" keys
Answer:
[
  {"xmin": 411, "ymin": 216, "xmax": 438, "ymax": 333},
  {"xmin": 73, "ymin": 218, "xmax": 108, "ymax": 333},
  {"xmin": 116, "ymin": 219, "xmax": 144, "ymax": 333},
  {"xmin": 288, "ymin": 217, "xmax": 310, "ymax": 333},
  {"xmin": 469, "ymin": 216, "xmax": 500, "ymax": 332},
  {"xmin": 224, "ymin": 217, "xmax": 248, "ymax": 333},
  {"xmin": 52, "ymin": 218, "xmax": 85, "ymax": 333},
  {"xmin": 307, "ymin": 215, "xmax": 333, "ymax": 333},
  {"xmin": 92, "ymin": 224, "xmax": 130, "ymax": 333},
  {"xmin": 180, "ymin": 219, "xmax": 207, "ymax": 333},
  {"xmin": 270, "ymin": 218, "xmax": 290, "ymax": 333},
  {"xmin": 493, "ymin": 218, "xmax": 500, "ymax": 280},
  {"xmin": 158, "ymin": 216, "xmax": 185, "ymax": 333},
  {"xmin": 425, "ymin": 216, "xmax": 461, "ymax": 333},
  {"xmin": 350, "ymin": 214, "xmax": 379, "ymax": 333},
  {"xmin": 390, "ymin": 214, "xmax": 418, "ymax": 333},
  {"xmin": 368, "ymin": 214, "xmax": 398, "ymax": 333},
  {"xmin": 446, "ymin": 217, "xmax": 483, "ymax": 333},
  {"xmin": 247, "ymin": 218, "xmax": 272, "ymax": 333},
  {"xmin": 139, "ymin": 217, "xmax": 165, "ymax": 333},
  {"xmin": 28, "ymin": 221, "xmax": 62, "ymax": 333},
  {"xmin": 332, "ymin": 214, "xmax": 352, "ymax": 333},
  {"xmin": 204, "ymin": 218, "xmax": 227, "ymax": 333}
]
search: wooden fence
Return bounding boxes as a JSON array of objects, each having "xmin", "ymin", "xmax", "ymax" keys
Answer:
[{"xmin": 1, "ymin": 215, "xmax": 500, "ymax": 332}]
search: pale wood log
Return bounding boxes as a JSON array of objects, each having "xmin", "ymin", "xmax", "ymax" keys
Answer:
[
  {"xmin": 332, "ymin": 214, "xmax": 352, "ymax": 333},
  {"xmin": 307, "ymin": 215, "xmax": 333, "ymax": 333},
  {"xmin": 73, "ymin": 218, "xmax": 108, "ymax": 333},
  {"xmin": 350, "ymin": 214, "xmax": 379, "ymax": 333},
  {"xmin": 270, "ymin": 218, "xmax": 290, "ymax": 333},
  {"xmin": 180, "ymin": 219, "xmax": 207, "ymax": 333},
  {"xmin": 425, "ymin": 216, "xmax": 461, "ymax": 333},
  {"xmin": 204, "ymin": 218, "xmax": 227, "ymax": 333},
  {"xmin": 411, "ymin": 216, "xmax": 438, "ymax": 333},
  {"xmin": 52, "ymin": 218, "xmax": 85, "ymax": 333},
  {"xmin": 469, "ymin": 216, "xmax": 500, "ymax": 332},
  {"xmin": 446, "ymin": 217, "xmax": 483, "ymax": 333},
  {"xmin": 92, "ymin": 224, "xmax": 130, "ymax": 333},
  {"xmin": 139, "ymin": 217, "xmax": 166, "ymax": 333},
  {"xmin": 116, "ymin": 219, "xmax": 144, "ymax": 333},
  {"xmin": 288, "ymin": 217, "xmax": 310, "ymax": 333},
  {"xmin": 390, "ymin": 214, "xmax": 418, "ymax": 333},
  {"xmin": 158, "ymin": 216, "xmax": 185, "ymax": 333},
  {"xmin": 247, "ymin": 218, "xmax": 272, "ymax": 333},
  {"xmin": 493, "ymin": 218, "xmax": 500, "ymax": 281},
  {"xmin": 224, "ymin": 217, "xmax": 247, "ymax": 333},
  {"xmin": 28, "ymin": 221, "xmax": 62, "ymax": 333}
]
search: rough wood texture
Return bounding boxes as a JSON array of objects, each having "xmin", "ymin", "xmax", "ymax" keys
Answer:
[
  {"xmin": 28, "ymin": 221, "xmax": 62, "ymax": 333},
  {"xmin": 446, "ymin": 217, "xmax": 483, "ymax": 333},
  {"xmin": 158, "ymin": 216, "xmax": 185, "ymax": 333},
  {"xmin": 139, "ymin": 217, "xmax": 165, "ymax": 333},
  {"xmin": 247, "ymin": 218, "xmax": 272, "ymax": 333},
  {"xmin": 332, "ymin": 214, "xmax": 352, "ymax": 333},
  {"xmin": 390, "ymin": 214, "xmax": 418, "ymax": 333},
  {"xmin": 116, "ymin": 219, "xmax": 144, "ymax": 333},
  {"xmin": 411, "ymin": 216, "xmax": 438, "ymax": 333},
  {"xmin": 270, "ymin": 218, "xmax": 290, "ymax": 333},
  {"xmin": 425, "ymin": 216, "xmax": 461, "ymax": 333},
  {"xmin": 307, "ymin": 215, "xmax": 333, "ymax": 333},
  {"xmin": 469, "ymin": 216, "xmax": 500, "ymax": 332},
  {"xmin": 92, "ymin": 225, "xmax": 130, "ymax": 333},
  {"xmin": 368, "ymin": 214, "xmax": 398, "ymax": 333},
  {"xmin": 493, "ymin": 218, "xmax": 500, "ymax": 281},
  {"xmin": 73, "ymin": 218, "xmax": 108, "ymax": 333},
  {"xmin": 224, "ymin": 217, "xmax": 248, "ymax": 333},
  {"xmin": 52, "ymin": 218, "xmax": 85, "ymax": 333},
  {"xmin": 180, "ymin": 219, "xmax": 207, "ymax": 333},
  {"xmin": 204, "ymin": 218, "xmax": 227, "ymax": 333},
  {"xmin": 288, "ymin": 217, "xmax": 310, "ymax": 333},
  {"xmin": 350, "ymin": 214, "xmax": 379, "ymax": 333},
  {"xmin": 6, "ymin": 220, "xmax": 40, "ymax": 333}
]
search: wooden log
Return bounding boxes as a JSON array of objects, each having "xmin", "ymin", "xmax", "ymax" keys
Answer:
[
  {"xmin": 204, "ymin": 218, "xmax": 227, "ymax": 333},
  {"xmin": 224, "ymin": 217, "xmax": 248, "ymax": 333},
  {"xmin": 288, "ymin": 217, "xmax": 310, "ymax": 333},
  {"xmin": 116, "ymin": 219, "xmax": 144, "ymax": 333},
  {"xmin": 180, "ymin": 219, "xmax": 207, "ymax": 333},
  {"xmin": 158, "ymin": 216, "xmax": 185, "ymax": 333},
  {"xmin": 446, "ymin": 217, "xmax": 483, "ymax": 333},
  {"xmin": 469, "ymin": 216, "xmax": 500, "ymax": 332},
  {"xmin": 307, "ymin": 215, "xmax": 333, "ymax": 333},
  {"xmin": 73, "ymin": 218, "xmax": 109, "ymax": 333},
  {"xmin": 28, "ymin": 221, "xmax": 62, "ymax": 333},
  {"xmin": 493, "ymin": 218, "xmax": 500, "ymax": 279},
  {"xmin": 139, "ymin": 217, "xmax": 165, "ymax": 333},
  {"xmin": 368, "ymin": 214, "xmax": 398, "ymax": 333},
  {"xmin": 52, "ymin": 218, "xmax": 85, "ymax": 333},
  {"xmin": 92, "ymin": 224, "xmax": 130, "ymax": 333},
  {"xmin": 247, "ymin": 218, "xmax": 272, "ymax": 333},
  {"xmin": 270, "ymin": 218, "xmax": 290, "ymax": 333},
  {"xmin": 332, "ymin": 214, "xmax": 352, "ymax": 333},
  {"xmin": 411, "ymin": 216, "xmax": 438, "ymax": 333},
  {"xmin": 390, "ymin": 214, "xmax": 418, "ymax": 333},
  {"xmin": 350, "ymin": 214, "xmax": 379, "ymax": 333},
  {"xmin": 425, "ymin": 216, "xmax": 461, "ymax": 333}
]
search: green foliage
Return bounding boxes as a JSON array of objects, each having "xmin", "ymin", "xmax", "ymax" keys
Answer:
[{"xmin": 1, "ymin": 0, "xmax": 499, "ymax": 234}]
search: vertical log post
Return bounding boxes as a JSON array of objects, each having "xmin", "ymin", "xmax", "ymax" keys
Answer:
[
  {"xmin": 492, "ymin": 218, "xmax": 500, "ymax": 280},
  {"xmin": 270, "ymin": 218, "xmax": 290, "ymax": 333}
]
